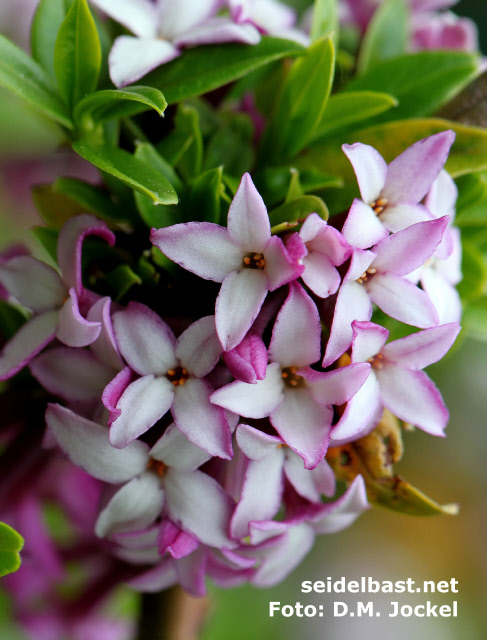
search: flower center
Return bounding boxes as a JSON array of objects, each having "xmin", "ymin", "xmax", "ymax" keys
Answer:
[
  {"xmin": 370, "ymin": 198, "xmax": 388, "ymax": 215},
  {"xmin": 166, "ymin": 366, "xmax": 189, "ymax": 386},
  {"xmin": 243, "ymin": 252, "xmax": 266, "ymax": 270},
  {"xmin": 366, "ymin": 352, "xmax": 384, "ymax": 369},
  {"xmin": 147, "ymin": 459, "xmax": 167, "ymax": 477},
  {"xmin": 281, "ymin": 366, "xmax": 305, "ymax": 389},
  {"xmin": 356, "ymin": 268, "xmax": 377, "ymax": 284}
]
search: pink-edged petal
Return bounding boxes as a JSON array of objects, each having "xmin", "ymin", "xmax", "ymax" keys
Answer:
[
  {"xmin": 112, "ymin": 526, "xmax": 159, "ymax": 549},
  {"xmin": 150, "ymin": 423, "xmax": 211, "ymax": 471},
  {"xmin": 164, "ymin": 469, "xmax": 237, "ymax": 549},
  {"xmin": 30, "ymin": 347, "xmax": 113, "ymax": 402},
  {"xmin": 0, "ymin": 311, "xmax": 57, "ymax": 380},
  {"xmin": 57, "ymin": 215, "xmax": 115, "ymax": 294},
  {"xmin": 216, "ymin": 268, "xmax": 268, "ymax": 351},
  {"xmin": 344, "ymin": 248, "xmax": 376, "ymax": 283},
  {"xmin": 175, "ymin": 547, "xmax": 208, "ymax": 597},
  {"xmin": 380, "ymin": 202, "xmax": 432, "ymax": 233},
  {"xmin": 236, "ymin": 424, "xmax": 282, "ymax": 460},
  {"xmin": 425, "ymin": 170, "xmax": 457, "ymax": 220},
  {"xmin": 264, "ymin": 235, "xmax": 303, "ymax": 291},
  {"xmin": 171, "ymin": 377, "xmax": 233, "ymax": 460},
  {"xmin": 45, "ymin": 404, "xmax": 149, "ymax": 483},
  {"xmin": 251, "ymin": 523, "xmax": 315, "ymax": 587},
  {"xmin": 227, "ymin": 173, "xmax": 270, "ymax": 251},
  {"xmin": 56, "ymin": 289, "xmax": 102, "ymax": 347},
  {"xmin": 351, "ymin": 320, "xmax": 389, "ymax": 363},
  {"xmin": 113, "ymin": 302, "xmax": 177, "ymax": 376},
  {"xmin": 305, "ymin": 362, "xmax": 371, "ymax": 406},
  {"xmin": 89, "ymin": 0, "xmax": 158, "ymax": 38},
  {"xmin": 86, "ymin": 297, "xmax": 124, "ymax": 370},
  {"xmin": 330, "ymin": 371, "xmax": 382, "ymax": 443},
  {"xmin": 102, "ymin": 366, "xmax": 135, "ymax": 425},
  {"xmin": 322, "ymin": 281, "xmax": 373, "ymax": 367},
  {"xmin": 382, "ymin": 131, "xmax": 456, "ymax": 204},
  {"xmin": 157, "ymin": 0, "xmax": 221, "ymax": 38},
  {"xmin": 284, "ymin": 452, "xmax": 335, "ymax": 502},
  {"xmin": 110, "ymin": 375, "xmax": 174, "ymax": 448},
  {"xmin": 223, "ymin": 331, "xmax": 268, "ymax": 383},
  {"xmin": 421, "ymin": 268, "xmax": 462, "ymax": 324},
  {"xmin": 371, "ymin": 217, "xmax": 449, "ymax": 275},
  {"xmin": 342, "ymin": 142, "xmax": 387, "ymax": 204},
  {"xmin": 95, "ymin": 473, "xmax": 164, "ymax": 538},
  {"xmin": 211, "ymin": 362, "xmax": 284, "ymax": 419},
  {"xmin": 158, "ymin": 521, "xmax": 199, "ymax": 559},
  {"xmin": 269, "ymin": 283, "xmax": 321, "ymax": 367},
  {"xmin": 175, "ymin": 315, "xmax": 222, "ymax": 377},
  {"xmin": 376, "ymin": 364, "xmax": 448, "ymax": 435},
  {"xmin": 0, "ymin": 256, "xmax": 65, "ymax": 312},
  {"xmin": 301, "ymin": 252, "xmax": 341, "ymax": 298},
  {"xmin": 382, "ymin": 323, "xmax": 460, "ymax": 369},
  {"xmin": 271, "ymin": 389, "xmax": 332, "ymax": 469},
  {"xmin": 342, "ymin": 199, "xmax": 389, "ymax": 249},
  {"xmin": 366, "ymin": 273, "xmax": 439, "ymax": 328},
  {"xmin": 301, "ymin": 215, "xmax": 351, "ymax": 263},
  {"xmin": 109, "ymin": 36, "xmax": 180, "ymax": 87},
  {"xmin": 175, "ymin": 17, "xmax": 261, "ymax": 46},
  {"xmin": 231, "ymin": 451, "xmax": 285, "ymax": 539},
  {"xmin": 310, "ymin": 476, "xmax": 369, "ymax": 534},
  {"xmin": 151, "ymin": 222, "xmax": 242, "ymax": 282},
  {"xmin": 128, "ymin": 558, "xmax": 177, "ymax": 592}
]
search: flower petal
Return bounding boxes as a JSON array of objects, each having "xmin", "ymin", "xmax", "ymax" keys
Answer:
[
  {"xmin": 309, "ymin": 476, "xmax": 369, "ymax": 534},
  {"xmin": 95, "ymin": 473, "xmax": 164, "ymax": 537},
  {"xmin": 157, "ymin": 0, "xmax": 221, "ymax": 39},
  {"xmin": 0, "ymin": 256, "xmax": 65, "ymax": 312},
  {"xmin": 175, "ymin": 17, "xmax": 261, "ymax": 46},
  {"xmin": 216, "ymin": 268, "xmax": 268, "ymax": 351},
  {"xmin": 102, "ymin": 366, "xmax": 135, "ymax": 426},
  {"xmin": 284, "ymin": 453, "xmax": 335, "ymax": 502},
  {"xmin": 351, "ymin": 320, "xmax": 389, "ymax": 363},
  {"xmin": 342, "ymin": 142, "xmax": 387, "ymax": 204},
  {"xmin": 301, "ymin": 252, "xmax": 341, "ymax": 298},
  {"xmin": 421, "ymin": 268, "xmax": 462, "ymax": 324},
  {"xmin": 151, "ymin": 222, "xmax": 242, "ymax": 282},
  {"xmin": 86, "ymin": 297, "xmax": 124, "ymax": 370},
  {"xmin": 263, "ymin": 235, "xmax": 303, "ymax": 291},
  {"xmin": 56, "ymin": 289, "xmax": 102, "ymax": 347},
  {"xmin": 158, "ymin": 521, "xmax": 199, "ymax": 559},
  {"xmin": 330, "ymin": 371, "xmax": 382, "ymax": 443},
  {"xmin": 382, "ymin": 323, "xmax": 460, "ymax": 369},
  {"xmin": 0, "ymin": 311, "xmax": 57, "ymax": 380},
  {"xmin": 45, "ymin": 404, "xmax": 149, "ymax": 483},
  {"xmin": 305, "ymin": 362, "xmax": 371, "ymax": 406},
  {"xmin": 150, "ymin": 423, "xmax": 211, "ymax": 471},
  {"xmin": 89, "ymin": 0, "xmax": 158, "ymax": 38},
  {"xmin": 379, "ymin": 202, "xmax": 432, "ymax": 233},
  {"xmin": 223, "ymin": 332, "xmax": 268, "ymax": 383},
  {"xmin": 236, "ymin": 424, "xmax": 282, "ymax": 460},
  {"xmin": 171, "ymin": 377, "xmax": 233, "ymax": 460},
  {"xmin": 227, "ymin": 173, "xmax": 271, "ymax": 251},
  {"xmin": 109, "ymin": 36, "xmax": 179, "ymax": 87},
  {"xmin": 376, "ymin": 364, "xmax": 448, "ymax": 435},
  {"xmin": 175, "ymin": 315, "xmax": 222, "ymax": 377},
  {"xmin": 110, "ymin": 375, "xmax": 174, "ymax": 448},
  {"xmin": 342, "ymin": 199, "xmax": 389, "ymax": 249}
]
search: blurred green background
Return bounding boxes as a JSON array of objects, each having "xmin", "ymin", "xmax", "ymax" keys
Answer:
[{"xmin": 1, "ymin": 1, "xmax": 486, "ymax": 639}]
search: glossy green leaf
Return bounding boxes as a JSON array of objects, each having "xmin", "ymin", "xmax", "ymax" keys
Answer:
[
  {"xmin": 73, "ymin": 86, "xmax": 167, "ymax": 128},
  {"xmin": 269, "ymin": 195, "xmax": 328, "ymax": 227},
  {"xmin": 204, "ymin": 113, "xmax": 254, "ymax": 178},
  {"xmin": 457, "ymin": 240, "xmax": 487, "ymax": 301},
  {"xmin": 53, "ymin": 177, "xmax": 124, "ymax": 222},
  {"xmin": 357, "ymin": 0, "xmax": 408, "ymax": 75},
  {"xmin": 0, "ymin": 523, "xmax": 24, "ymax": 577},
  {"xmin": 264, "ymin": 37, "xmax": 335, "ymax": 160},
  {"xmin": 254, "ymin": 166, "xmax": 342, "ymax": 207},
  {"xmin": 285, "ymin": 169, "xmax": 304, "ymax": 203},
  {"xmin": 345, "ymin": 51, "xmax": 479, "ymax": 122},
  {"xmin": 73, "ymin": 141, "xmax": 179, "ymax": 205},
  {"xmin": 158, "ymin": 104, "xmax": 203, "ymax": 181},
  {"xmin": 32, "ymin": 227, "xmax": 59, "ymax": 263},
  {"xmin": 54, "ymin": 0, "xmax": 101, "ymax": 110},
  {"xmin": 33, "ymin": 183, "xmax": 85, "ymax": 228},
  {"xmin": 134, "ymin": 142, "xmax": 183, "ymax": 191},
  {"xmin": 188, "ymin": 167, "xmax": 224, "ymax": 224},
  {"xmin": 455, "ymin": 174, "xmax": 487, "ymax": 226},
  {"xmin": 142, "ymin": 36, "xmax": 305, "ymax": 104},
  {"xmin": 0, "ymin": 35, "xmax": 72, "ymax": 128},
  {"xmin": 312, "ymin": 90, "xmax": 398, "ymax": 141},
  {"xmin": 310, "ymin": 0, "xmax": 338, "ymax": 43},
  {"xmin": 30, "ymin": 0, "xmax": 67, "ymax": 78}
]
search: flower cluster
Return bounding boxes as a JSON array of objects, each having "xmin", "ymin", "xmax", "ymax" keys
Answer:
[{"xmin": 0, "ymin": 131, "xmax": 461, "ymax": 598}]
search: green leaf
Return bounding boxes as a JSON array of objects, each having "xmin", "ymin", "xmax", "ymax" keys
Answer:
[
  {"xmin": 173, "ymin": 104, "xmax": 203, "ymax": 181},
  {"xmin": 30, "ymin": 0, "xmax": 67, "ymax": 78},
  {"xmin": 285, "ymin": 169, "xmax": 304, "ymax": 203},
  {"xmin": 312, "ymin": 90, "xmax": 398, "ymax": 141},
  {"xmin": 310, "ymin": 0, "xmax": 338, "ymax": 43},
  {"xmin": 73, "ymin": 140, "xmax": 178, "ymax": 205},
  {"xmin": 33, "ymin": 183, "xmax": 86, "ymax": 228},
  {"xmin": 264, "ymin": 37, "xmax": 335, "ymax": 160},
  {"xmin": 455, "ymin": 174, "xmax": 487, "ymax": 226},
  {"xmin": 457, "ymin": 240, "xmax": 487, "ymax": 301},
  {"xmin": 254, "ymin": 166, "xmax": 342, "ymax": 208},
  {"xmin": 0, "ymin": 35, "xmax": 72, "ymax": 128},
  {"xmin": 269, "ymin": 195, "xmax": 329, "ymax": 227},
  {"xmin": 134, "ymin": 142, "xmax": 183, "ymax": 191},
  {"xmin": 142, "ymin": 37, "xmax": 305, "ymax": 104},
  {"xmin": 188, "ymin": 167, "xmax": 224, "ymax": 224},
  {"xmin": 203, "ymin": 113, "xmax": 254, "ymax": 178},
  {"xmin": 345, "ymin": 51, "xmax": 479, "ymax": 122},
  {"xmin": 54, "ymin": 0, "xmax": 101, "ymax": 110},
  {"xmin": 462, "ymin": 298, "xmax": 487, "ymax": 342},
  {"xmin": 357, "ymin": 0, "xmax": 408, "ymax": 75},
  {"xmin": 105, "ymin": 265, "xmax": 142, "ymax": 302},
  {"xmin": 53, "ymin": 177, "xmax": 124, "ymax": 222},
  {"xmin": 32, "ymin": 227, "xmax": 59, "ymax": 263},
  {"xmin": 0, "ymin": 523, "xmax": 24, "ymax": 577},
  {"xmin": 73, "ymin": 86, "xmax": 167, "ymax": 129}
]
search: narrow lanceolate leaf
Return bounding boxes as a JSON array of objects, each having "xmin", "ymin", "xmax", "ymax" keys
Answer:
[
  {"xmin": 345, "ymin": 51, "xmax": 479, "ymax": 122},
  {"xmin": 0, "ymin": 35, "xmax": 72, "ymax": 128},
  {"xmin": 0, "ymin": 522, "xmax": 24, "ymax": 577},
  {"xmin": 73, "ymin": 140, "xmax": 178, "ymax": 205},
  {"xmin": 269, "ymin": 195, "xmax": 329, "ymax": 228},
  {"xmin": 54, "ymin": 0, "xmax": 101, "ymax": 110},
  {"xmin": 142, "ymin": 37, "xmax": 305, "ymax": 104},
  {"xmin": 357, "ymin": 0, "xmax": 409, "ymax": 75},
  {"xmin": 265, "ymin": 36, "xmax": 335, "ymax": 160},
  {"xmin": 73, "ymin": 86, "xmax": 167, "ymax": 128},
  {"xmin": 53, "ymin": 177, "xmax": 123, "ymax": 222},
  {"xmin": 310, "ymin": 0, "xmax": 338, "ymax": 43},
  {"xmin": 31, "ymin": 0, "xmax": 67, "ymax": 78},
  {"xmin": 312, "ymin": 91, "xmax": 398, "ymax": 141}
]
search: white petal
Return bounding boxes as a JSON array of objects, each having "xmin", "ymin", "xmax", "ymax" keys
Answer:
[
  {"xmin": 90, "ymin": 0, "xmax": 158, "ymax": 37},
  {"xmin": 109, "ymin": 36, "xmax": 179, "ymax": 87},
  {"xmin": 0, "ymin": 256, "xmax": 65, "ymax": 312},
  {"xmin": 175, "ymin": 315, "xmax": 222, "ymax": 377},
  {"xmin": 342, "ymin": 199, "xmax": 388, "ymax": 249},
  {"xmin": 150, "ymin": 423, "xmax": 211, "ymax": 471},
  {"xmin": 342, "ymin": 143, "xmax": 387, "ymax": 204},
  {"xmin": 227, "ymin": 173, "xmax": 271, "ymax": 252}
]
